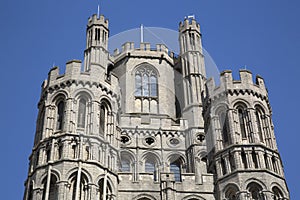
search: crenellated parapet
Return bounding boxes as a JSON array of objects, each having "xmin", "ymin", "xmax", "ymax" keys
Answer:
[
  {"xmin": 87, "ymin": 14, "xmax": 109, "ymax": 30},
  {"xmin": 179, "ymin": 18, "xmax": 201, "ymax": 34},
  {"xmin": 42, "ymin": 60, "xmax": 119, "ymax": 98},
  {"xmin": 206, "ymin": 69, "xmax": 267, "ymax": 101},
  {"xmin": 112, "ymin": 42, "xmax": 176, "ymax": 65}
]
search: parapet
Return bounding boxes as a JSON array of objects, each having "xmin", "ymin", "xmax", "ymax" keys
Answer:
[
  {"xmin": 113, "ymin": 42, "xmax": 175, "ymax": 64},
  {"xmin": 179, "ymin": 18, "xmax": 201, "ymax": 34},
  {"xmin": 44, "ymin": 59, "xmax": 118, "ymax": 95},
  {"xmin": 87, "ymin": 14, "xmax": 109, "ymax": 29},
  {"xmin": 206, "ymin": 69, "xmax": 268, "ymax": 97}
]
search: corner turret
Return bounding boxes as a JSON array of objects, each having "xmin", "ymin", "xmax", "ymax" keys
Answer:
[{"xmin": 83, "ymin": 13, "xmax": 110, "ymax": 76}]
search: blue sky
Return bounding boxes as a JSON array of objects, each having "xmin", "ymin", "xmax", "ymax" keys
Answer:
[{"xmin": 0, "ymin": 0, "xmax": 299, "ymax": 199}]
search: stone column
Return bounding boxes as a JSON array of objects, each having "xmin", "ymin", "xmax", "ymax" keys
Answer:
[
  {"xmin": 245, "ymin": 150, "xmax": 253, "ymax": 169},
  {"xmin": 257, "ymin": 150, "xmax": 265, "ymax": 169},
  {"xmin": 234, "ymin": 150, "xmax": 242, "ymax": 169},
  {"xmin": 224, "ymin": 153, "xmax": 231, "ymax": 174},
  {"xmin": 75, "ymin": 163, "xmax": 82, "ymax": 200},
  {"xmin": 57, "ymin": 181, "xmax": 67, "ymax": 200}
]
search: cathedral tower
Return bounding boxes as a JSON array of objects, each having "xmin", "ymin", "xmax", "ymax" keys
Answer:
[
  {"xmin": 203, "ymin": 70, "xmax": 289, "ymax": 200},
  {"xmin": 24, "ymin": 9, "xmax": 290, "ymax": 200},
  {"xmin": 23, "ymin": 13, "xmax": 120, "ymax": 200}
]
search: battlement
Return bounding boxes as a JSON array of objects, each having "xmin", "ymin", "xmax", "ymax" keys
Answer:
[
  {"xmin": 113, "ymin": 42, "xmax": 176, "ymax": 63},
  {"xmin": 45, "ymin": 59, "xmax": 118, "ymax": 91},
  {"xmin": 179, "ymin": 18, "xmax": 200, "ymax": 33},
  {"xmin": 206, "ymin": 69, "xmax": 267, "ymax": 97},
  {"xmin": 87, "ymin": 14, "xmax": 109, "ymax": 28}
]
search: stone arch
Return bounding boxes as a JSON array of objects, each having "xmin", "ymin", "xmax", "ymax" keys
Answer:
[
  {"xmin": 167, "ymin": 153, "xmax": 186, "ymax": 182},
  {"xmin": 270, "ymin": 182, "xmax": 288, "ymax": 198},
  {"xmin": 132, "ymin": 193, "xmax": 157, "ymax": 200},
  {"xmin": 73, "ymin": 89, "xmax": 94, "ymax": 100},
  {"xmin": 246, "ymin": 182, "xmax": 264, "ymax": 200},
  {"xmin": 96, "ymin": 175, "xmax": 116, "ymax": 200},
  {"xmin": 66, "ymin": 167, "xmax": 93, "ymax": 184},
  {"xmin": 49, "ymin": 90, "xmax": 69, "ymax": 102},
  {"xmin": 132, "ymin": 62, "xmax": 160, "ymax": 77},
  {"xmin": 120, "ymin": 150, "xmax": 136, "ymax": 172},
  {"xmin": 212, "ymin": 103, "xmax": 229, "ymax": 116},
  {"xmin": 223, "ymin": 183, "xmax": 240, "ymax": 200},
  {"xmin": 244, "ymin": 177, "xmax": 267, "ymax": 191},
  {"xmin": 182, "ymin": 194, "xmax": 206, "ymax": 200},
  {"xmin": 67, "ymin": 171, "xmax": 89, "ymax": 200},
  {"xmin": 232, "ymin": 99, "xmax": 250, "ymax": 108}
]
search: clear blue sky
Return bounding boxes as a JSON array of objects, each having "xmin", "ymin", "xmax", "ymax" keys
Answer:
[{"xmin": 0, "ymin": 0, "xmax": 299, "ymax": 199}]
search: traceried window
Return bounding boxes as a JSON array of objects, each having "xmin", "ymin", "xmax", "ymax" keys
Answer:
[
  {"xmin": 135, "ymin": 65, "xmax": 158, "ymax": 113},
  {"xmin": 135, "ymin": 66, "xmax": 157, "ymax": 97}
]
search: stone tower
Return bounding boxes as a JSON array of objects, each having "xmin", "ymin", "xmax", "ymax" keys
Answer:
[
  {"xmin": 203, "ymin": 70, "xmax": 290, "ymax": 200},
  {"xmin": 23, "ymin": 10, "xmax": 290, "ymax": 200}
]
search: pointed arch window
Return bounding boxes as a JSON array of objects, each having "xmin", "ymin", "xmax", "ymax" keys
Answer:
[
  {"xmin": 170, "ymin": 159, "xmax": 182, "ymax": 182},
  {"xmin": 98, "ymin": 178, "xmax": 113, "ymax": 200},
  {"xmin": 135, "ymin": 65, "xmax": 158, "ymax": 113},
  {"xmin": 145, "ymin": 157, "xmax": 158, "ymax": 181},
  {"xmin": 225, "ymin": 185, "xmax": 239, "ymax": 200},
  {"xmin": 135, "ymin": 66, "xmax": 158, "ymax": 98},
  {"xmin": 272, "ymin": 187, "xmax": 284, "ymax": 200},
  {"xmin": 42, "ymin": 175, "xmax": 58, "ymax": 200},
  {"xmin": 77, "ymin": 99, "xmax": 87, "ymax": 128},
  {"xmin": 70, "ymin": 173, "xmax": 88, "ymax": 200},
  {"xmin": 56, "ymin": 101, "xmax": 65, "ymax": 130},
  {"xmin": 236, "ymin": 105, "xmax": 253, "ymax": 142}
]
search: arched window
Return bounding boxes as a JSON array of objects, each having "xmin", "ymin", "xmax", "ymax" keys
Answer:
[
  {"xmin": 135, "ymin": 66, "xmax": 157, "ymax": 97},
  {"xmin": 225, "ymin": 185, "xmax": 239, "ymax": 200},
  {"xmin": 219, "ymin": 111, "xmax": 230, "ymax": 145},
  {"xmin": 145, "ymin": 157, "xmax": 157, "ymax": 181},
  {"xmin": 170, "ymin": 159, "xmax": 182, "ymax": 182},
  {"xmin": 42, "ymin": 175, "xmax": 58, "ymax": 200},
  {"xmin": 70, "ymin": 173, "xmax": 88, "ymax": 200},
  {"xmin": 238, "ymin": 107, "xmax": 247, "ymax": 139},
  {"xmin": 255, "ymin": 107, "xmax": 264, "ymax": 142},
  {"xmin": 134, "ymin": 65, "xmax": 158, "ymax": 113},
  {"xmin": 121, "ymin": 158, "xmax": 131, "ymax": 172},
  {"xmin": 77, "ymin": 98, "xmax": 87, "ymax": 128},
  {"xmin": 120, "ymin": 152, "xmax": 135, "ymax": 173},
  {"xmin": 56, "ymin": 100, "xmax": 65, "ymax": 130},
  {"xmin": 236, "ymin": 105, "xmax": 253, "ymax": 142},
  {"xmin": 247, "ymin": 182, "xmax": 263, "ymax": 200},
  {"xmin": 272, "ymin": 186, "xmax": 284, "ymax": 200},
  {"xmin": 99, "ymin": 104, "xmax": 106, "ymax": 134},
  {"xmin": 98, "ymin": 178, "xmax": 113, "ymax": 200}
]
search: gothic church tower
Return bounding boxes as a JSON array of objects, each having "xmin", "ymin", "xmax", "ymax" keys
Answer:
[
  {"xmin": 203, "ymin": 70, "xmax": 290, "ymax": 200},
  {"xmin": 24, "ymin": 10, "xmax": 290, "ymax": 200}
]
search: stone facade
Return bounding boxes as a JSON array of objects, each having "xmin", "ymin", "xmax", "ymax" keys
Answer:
[{"xmin": 23, "ymin": 12, "xmax": 289, "ymax": 200}]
